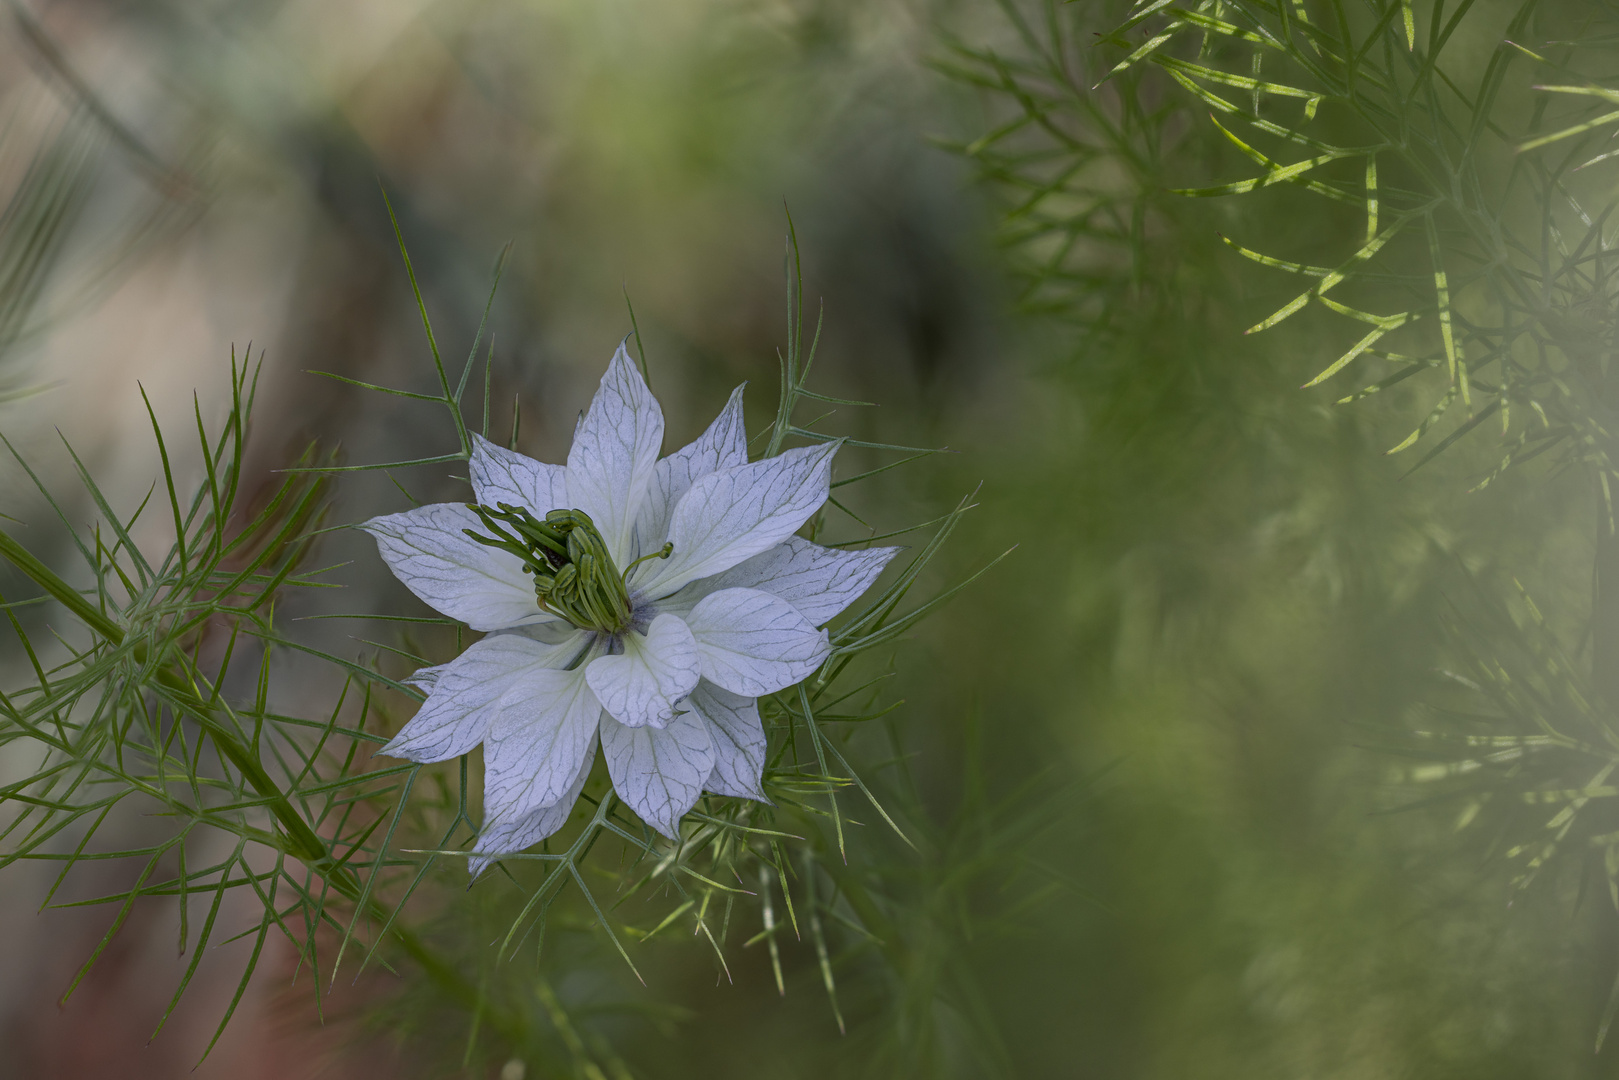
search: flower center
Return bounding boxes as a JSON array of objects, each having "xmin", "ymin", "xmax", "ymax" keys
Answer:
[{"xmin": 463, "ymin": 503, "xmax": 668, "ymax": 634}]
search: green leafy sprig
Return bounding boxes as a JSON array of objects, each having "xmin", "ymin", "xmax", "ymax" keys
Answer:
[{"xmin": 0, "ymin": 210, "xmax": 999, "ymax": 1070}]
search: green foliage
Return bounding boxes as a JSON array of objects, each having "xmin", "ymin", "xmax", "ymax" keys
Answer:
[
  {"xmin": 933, "ymin": 0, "xmax": 1181, "ymax": 336},
  {"xmin": 1087, "ymin": 0, "xmax": 1619, "ymax": 487},
  {"xmin": 0, "ymin": 356, "xmax": 354, "ymax": 1056},
  {"xmin": 943, "ymin": 0, "xmax": 1619, "ymax": 1058},
  {"xmin": 0, "ymin": 215, "xmax": 992, "ymax": 1072},
  {"xmin": 1087, "ymin": 0, "xmax": 1619, "ymax": 929},
  {"xmin": 951, "ymin": 0, "xmax": 1619, "ymax": 482}
]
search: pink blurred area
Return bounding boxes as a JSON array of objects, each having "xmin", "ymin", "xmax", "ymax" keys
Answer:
[{"xmin": 8, "ymin": 908, "xmax": 398, "ymax": 1079}]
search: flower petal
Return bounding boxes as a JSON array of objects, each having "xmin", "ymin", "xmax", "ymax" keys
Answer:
[
  {"xmin": 364, "ymin": 503, "xmax": 553, "ymax": 631},
  {"xmin": 511, "ymin": 621, "xmax": 591, "ymax": 646},
  {"xmin": 584, "ymin": 614, "xmax": 700, "ymax": 729},
  {"xmin": 660, "ymin": 536, "xmax": 900, "ymax": 627},
  {"xmin": 634, "ymin": 384, "xmax": 747, "ymax": 553},
  {"xmin": 600, "ymin": 707, "xmax": 714, "ymax": 839},
  {"xmin": 566, "ymin": 344, "xmax": 664, "ymax": 565},
  {"xmin": 469, "ymin": 734, "xmax": 596, "ymax": 879},
  {"xmin": 402, "ymin": 661, "xmax": 450, "ymax": 693},
  {"xmin": 636, "ymin": 441, "xmax": 838, "ymax": 597},
  {"xmin": 688, "ymin": 681, "xmax": 767, "ymax": 800},
  {"xmin": 469, "ymin": 433, "xmax": 568, "ymax": 515},
  {"xmin": 481, "ymin": 661, "xmax": 603, "ymax": 827},
  {"xmin": 683, "ymin": 587, "xmax": 830, "ymax": 697},
  {"xmin": 377, "ymin": 632, "xmax": 589, "ymax": 763}
]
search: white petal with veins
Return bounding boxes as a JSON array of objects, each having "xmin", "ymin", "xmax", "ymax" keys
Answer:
[
  {"xmin": 584, "ymin": 614, "xmax": 701, "ymax": 729},
  {"xmin": 566, "ymin": 345, "xmax": 664, "ymax": 565},
  {"xmin": 600, "ymin": 707, "xmax": 714, "ymax": 839},
  {"xmin": 401, "ymin": 661, "xmax": 450, "ymax": 693},
  {"xmin": 688, "ymin": 680, "xmax": 768, "ymax": 800},
  {"xmin": 635, "ymin": 384, "xmax": 747, "ymax": 553},
  {"xmin": 363, "ymin": 503, "xmax": 555, "ymax": 632},
  {"xmin": 469, "ymin": 735, "xmax": 596, "ymax": 879},
  {"xmin": 378, "ymin": 632, "xmax": 588, "ymax": 763},
  {"xmin": 637, "ymin": 442, "xmax": 837, "ymax": 597},
  {"xmin": 660, "ymin": 536, "xmax": 900, "ymax": 627},
  {"xmin": 480, "ymin": 662, "xmax": 602, "ymax": 826},
  {"xmin": 469, "ymin": 433, "xmax": 568, "ymax": 514},
  {"xmin": 684, "ymin": 587, "xmax": 830, "ymax": 697}
]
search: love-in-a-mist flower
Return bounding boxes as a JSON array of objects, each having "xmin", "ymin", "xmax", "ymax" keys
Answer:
[{"xmin": 364, "ymin": 346, "xmax": 897, "ymax": 875}]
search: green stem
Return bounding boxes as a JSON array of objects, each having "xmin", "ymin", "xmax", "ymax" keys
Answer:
[
  {"xmin": 0, "ymin": 526, "xmax": 521, "ymax": 1040},
  {"xmin": 0, "ymin": 526, "xmax": 333, "ymax": 869}
]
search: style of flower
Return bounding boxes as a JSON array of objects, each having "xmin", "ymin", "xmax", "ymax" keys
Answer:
[{"xmin": 364, "ymin": 346, "xmax": 897, "ymax": 875}]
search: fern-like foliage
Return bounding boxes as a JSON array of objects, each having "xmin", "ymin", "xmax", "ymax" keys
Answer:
[
  {"xmin": 1089, "ymin": 0, "xmax": 1619, "ymax": 915},
  {"xmin": 934, "ymin": 1, "xmax": 1182, "ymax": 339},
  {"xmin": 0, "ymin": 357, "xmax": 362, "ymax": 1055},
  {"xmin": 0, "ymin": 212, "xmax": 998, "ymax": 1071},
  {"xmin": 1099, "ymin": 0, "xmax": 1619, "ymax": 481},
  {"xmin": 952, "ymin": 0, "xmax": 1619, "ymax": 482},
  {"xmin": 945, "ymin": 0, "xmax": 1619, "ymax": 1048}
]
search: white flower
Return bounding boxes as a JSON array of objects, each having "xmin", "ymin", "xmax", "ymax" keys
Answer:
[{"xmin": 364, "ymin": 345, "xmax": 898, "ymax": 875}]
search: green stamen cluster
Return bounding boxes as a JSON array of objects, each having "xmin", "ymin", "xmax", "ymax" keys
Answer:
[{"xmin": 464, "ymin": 503, "xmax": 668, "ymax": 633}]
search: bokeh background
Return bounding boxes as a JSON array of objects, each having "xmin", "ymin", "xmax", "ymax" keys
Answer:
[{"xmin": 1, "ymin": 0, "xmax": 1614, "ymax": 1076}]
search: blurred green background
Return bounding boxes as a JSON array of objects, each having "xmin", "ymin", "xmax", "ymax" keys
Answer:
[{"xmin": 1, "ymin": 0, "xmax": 1614, "ymax": 1076}]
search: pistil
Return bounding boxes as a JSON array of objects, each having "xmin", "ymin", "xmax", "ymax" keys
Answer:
[{"xmin": 464, "ymin": 504, "xmax": 669, "ymax": 634}]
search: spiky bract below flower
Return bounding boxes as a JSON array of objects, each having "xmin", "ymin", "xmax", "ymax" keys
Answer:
[{"xmin": 364, "ymin": 346, "xmax": 897, "ymax": 875}]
